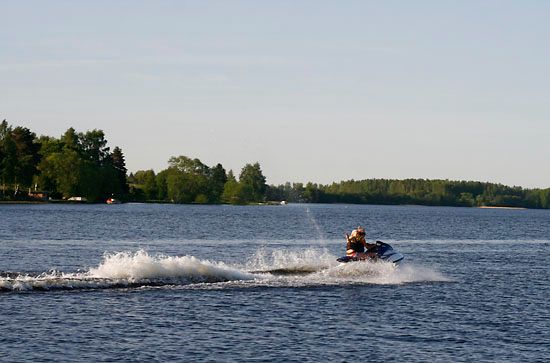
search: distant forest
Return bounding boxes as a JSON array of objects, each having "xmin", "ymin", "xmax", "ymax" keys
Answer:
[
  {"xmin": 1, "ymin": 120, "xmax": 549, "ymax": 208},
  {"xmin": 267, "ymin": 179, "xmax": 550, "ymax": 208}
]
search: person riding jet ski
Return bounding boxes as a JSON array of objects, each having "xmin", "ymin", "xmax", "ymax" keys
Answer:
[{"xmin": 345, "ymin": 227, "xmax": 378, "ymax": 260}]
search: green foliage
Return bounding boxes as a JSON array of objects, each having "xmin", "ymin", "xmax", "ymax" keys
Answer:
[
  {"xmin": 268, "ymin": 178, "xmax": 550, "ymax": 209},
  {"xmin": 130, "ymin": 156, "xmax": 229, "ymax": 204},
  {"xmin": 62, "ymin": 127, "xmax": 79, "ymax": 151},
  {"xmin": 0, "ymin": 120, "xmax": 129, "ymax": 202},
  {"xmin": 11, "ymin": 127, "xmax": 41, "ymax": 186},
  {"xmin": 164, "ymin": 156, "xmax": 210, "ymax": 203},
  {"xmin": 218, "ymin": 164, "xmax": 267, "ymax": 204},
  {"xmin": 39, "ymin": 149, "xmax": 82, "ymax": 197},
  {"xmin": 540, "ymin": 189, "xmax": 550, "ymax": 208},
  {"xmin": 194, "ymin": 194, "xmax": 209, "ymax": 204},
  {"xmin": 155, "ymin": 169, "xmax": 169, "ymax": 201},
  {"xmin": 132, "ymin": 169, "xmax": 158, "ymax": 200},
  {"xmin": 238, "ymin": 162, "xmax": 267, "ymax": 203},
  {"xmin": 1, "ymin": 119, "xmax": 549, "ymax": 208},
  {"xmin": 165, "ymin": 169, "xmax": 203, "ymax": 203},
  {"xmin": 209, "ymin": 163, "xmax": 228, "ymax": 203},
  {"xmin": 110, "ymin": 146, "xmax": 129, "ymax": 196},
  {"xmin": 0, "ymin": 123, "xmax": 17, "ymax": 186},
  {"xmin": 221, "ymin": 170, "xmax": 244, "ymax": 204},
  {"xmin": 0, "ymin": 122, "xmax": 41, "ymax": 190},
  {"xmin": 78, "ymin": 129, "xmax": 110, "ymax": 165}
]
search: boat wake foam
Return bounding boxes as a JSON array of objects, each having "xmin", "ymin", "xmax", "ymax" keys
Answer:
[
  {"xmin": 0, "ymin": 249, "xmax": 450, "ymax": 293},
  {"xmin": 246, "ymin": 247, "xmax": 337, "ymax": 275},
  {"xmin": 244, "ymin": 247, "xmax": 449, "ymax": 285},
  {"xmin": 89, "ymin": 250, "xmax": 254, "ymax": 282},
  {"xmin": 314, "ymin": 261, "xmax": 450, "ymax": 285},
  {"xmin": 0, "ymin": 250, "xmax": 256, "ymax": 292}
]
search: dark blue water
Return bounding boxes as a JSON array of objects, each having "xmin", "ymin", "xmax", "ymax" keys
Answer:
[{"xmin": 1, "ymin": 204, "xmax": 549, "ymax": 362}]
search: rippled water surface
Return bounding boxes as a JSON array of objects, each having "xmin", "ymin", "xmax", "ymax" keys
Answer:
[{"xmin": 1, "ymin": 203, "xmax": 549, "ymax": 362}]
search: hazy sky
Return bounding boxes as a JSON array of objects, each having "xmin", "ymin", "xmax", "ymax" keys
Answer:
[{"xmin": 2, "ymin": 1, "xmax": 549, "ymax": 188}]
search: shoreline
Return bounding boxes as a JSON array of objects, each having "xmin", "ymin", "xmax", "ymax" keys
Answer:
[
  {"xmin": 478, "ymin": 206, "xmax": 527, "ymax": 210},
  {"xmin": 0, "ymin": 200, "xmax": 534, "ymax": 209}
]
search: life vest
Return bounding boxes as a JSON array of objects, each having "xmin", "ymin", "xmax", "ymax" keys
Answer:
[{"xmin": 347, "ymin": 237, "xmax": 365, "ymax": 253}]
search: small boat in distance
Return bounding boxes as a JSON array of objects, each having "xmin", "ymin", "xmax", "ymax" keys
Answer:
[{"xmin": 106, "ymin": 197, "xmax": 121, "ymax": 204}]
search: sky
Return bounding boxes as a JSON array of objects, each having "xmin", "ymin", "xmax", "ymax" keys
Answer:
[{"xmin": 1, "ymin": 1, "xmax": 549, "ymax": 188}]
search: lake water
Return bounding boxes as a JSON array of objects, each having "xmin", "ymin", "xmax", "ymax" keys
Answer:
[{"xmin": 1, "ymin": 203, "xmax": 549, "ymax": 362}]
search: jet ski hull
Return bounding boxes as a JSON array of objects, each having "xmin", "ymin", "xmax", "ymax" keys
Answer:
[{"xmin": 337, "ymin": 241, "xmax": 404, "ymax": 264}]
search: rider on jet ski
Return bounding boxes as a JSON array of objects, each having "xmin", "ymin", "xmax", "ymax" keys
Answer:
[{"xmin": 346, "ymin": 227, "xmax": 377, "ymax": 260}]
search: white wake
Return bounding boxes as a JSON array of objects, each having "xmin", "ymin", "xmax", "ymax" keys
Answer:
[{"xmin": 0, "ymin": 249, "xmax": 450, "ymax": 292}]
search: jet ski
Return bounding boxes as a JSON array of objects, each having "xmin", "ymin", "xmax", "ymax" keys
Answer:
[{"xmin": 337, "ymin": 241, "xmax": 404, "ymax": 264}]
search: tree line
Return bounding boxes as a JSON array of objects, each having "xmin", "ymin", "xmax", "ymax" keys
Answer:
[
  {"xmin": 129, "ymin": 159, "xmax": 267, "ymax": 204},
  {"xmin": 0, "ymin": 120, "xmax": 128, "ymax": 202},
  {"xmin": 0, "ymin": 120, "xmax": 268, "ymax": 204},
  {"xmin": 1, "ymin": 120, "xmax": 549, "ymax": 208},
  {"xmin": 266, "ymin": 179, "xmax": 550, "ymax": 209}
]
